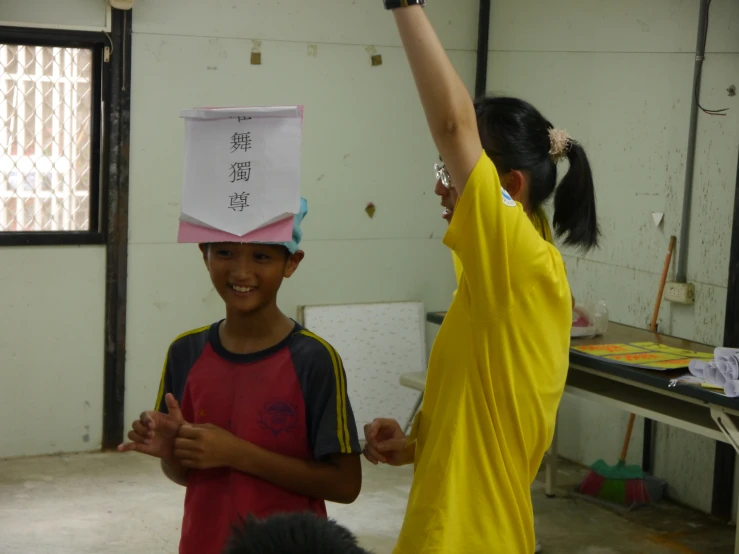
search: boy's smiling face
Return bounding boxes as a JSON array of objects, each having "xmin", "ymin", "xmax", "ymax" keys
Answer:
[{"xmin": 200, "ymin": 242, "xmax": 303, "ymax": 314}]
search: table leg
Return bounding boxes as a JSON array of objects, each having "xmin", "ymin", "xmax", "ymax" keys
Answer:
[
  {"xmin": 404, "ymin": 392, "xmax": 424, "ymax": 435},
  {"xmin": 545, "ymin": 411, "xmax": 559, "ymax": 497},
  {"xmin": 709, "ymin": 408, "xmax": 739, "ymax": 553},
  {"xmin": 712, "ymin": 408, "xmax": 739, "ymax": 453}
]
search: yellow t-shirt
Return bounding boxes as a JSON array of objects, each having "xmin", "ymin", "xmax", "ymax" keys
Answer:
[
  {"xmin": 396, "ymin": 153, "xmax": 571, "ymax": 554},
  {"xmin": 452, "ymin": 205, "xmax": 552, "ymax": 297},
  {"xmin": 529, "ymin": 207, "xmax": 554, "ymax": 244}
]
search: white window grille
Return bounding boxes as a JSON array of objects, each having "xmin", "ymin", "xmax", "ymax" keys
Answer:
[{"xmin": 0, "ymin": 44, "xmax": 93, "ymax": 232}]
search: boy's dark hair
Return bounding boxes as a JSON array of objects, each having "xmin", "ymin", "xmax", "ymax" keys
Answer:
[
  {"xmin": 199, "ymin": 242, "xmax": 292, "ymax": 259},
  {"xmin": 474, "ymin": 96, "xmax": 600, "ymax": 251},
  {"xmin": 222, "ymin": 512, "xmax": 373, "ymax": 554}
]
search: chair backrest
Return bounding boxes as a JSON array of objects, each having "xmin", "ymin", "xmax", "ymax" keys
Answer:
[{"xmin": 297, "ymin": 301, "xmax": 427, "ymax": 428}]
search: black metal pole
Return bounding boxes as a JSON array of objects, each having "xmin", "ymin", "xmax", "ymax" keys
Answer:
[
  {"xmin": 676, "ymin": 0, "xmax": 709, "ymax": 282},
  {"xmin": 102, "ymin": 8, "xmax": 132, "ymax": 450},
  {"xmin": 712, "ymin": 442, "xmax": 735, "ymax": 520},
  {"xmin": 641, "ymin": 419, "xmax": 653, "ymax": 473},
  {"xmin": 713, "ymin": 140, "xmax": 739, "ymax": 519},
  {"xmin": 474, "ymin": 0, "xmax": 490, "ymax": 99}
]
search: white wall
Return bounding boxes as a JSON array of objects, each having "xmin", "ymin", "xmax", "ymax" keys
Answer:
[
  {"xmin": 0, "ymin": 0, "xmax": 109, "ymax": 31},
  {"xmin": 485, "ymin": 0, "xmax": 739, "ymax": 514},
  {"xmin": 0, "ymin": 249, "xmax": 105, "ymax": 458},
  {"xmin": 124, "ymin": 1, "xmax": 478, "ymax": 427},
  {"xmin": 0, "ymin": 1, "xmax": 107, "ymax": 458}
]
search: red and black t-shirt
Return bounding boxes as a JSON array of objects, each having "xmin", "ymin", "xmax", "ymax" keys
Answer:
[{"xmin": 155, "ymin": 321, "xmax": 361, "ymax": 554}]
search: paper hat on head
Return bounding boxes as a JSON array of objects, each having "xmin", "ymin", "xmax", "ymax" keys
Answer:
[
  {"xmin": 177, "ymin": 105, "xmax": 304, "ymax": 244},
  {"xmin": 254, "ymin": 196, "xmax": 308, "ymax": 254}
]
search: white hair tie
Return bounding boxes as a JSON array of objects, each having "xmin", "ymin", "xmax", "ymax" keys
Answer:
[{"xmin": 548, "ymin": 128, "xmax": 573, "ymax": 163}]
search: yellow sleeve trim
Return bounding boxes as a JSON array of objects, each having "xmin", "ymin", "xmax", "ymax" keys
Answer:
[
  {"xmin": 298, "ymin": 330, "xmax": 351, "ymax": 454},
  {"xmin": 154, "ymin": 325, "xmax": 211, "ymax": 411}
]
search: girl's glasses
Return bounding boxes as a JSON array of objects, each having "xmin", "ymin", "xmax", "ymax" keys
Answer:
[{"xmin": 434, "ymin": 163, "xmax": 451, "ymax": 189}]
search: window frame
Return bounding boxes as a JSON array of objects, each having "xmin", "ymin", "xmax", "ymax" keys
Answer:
[{"xmin": 0, "ymin": 25, "xmax": 108, "ymax": 246}]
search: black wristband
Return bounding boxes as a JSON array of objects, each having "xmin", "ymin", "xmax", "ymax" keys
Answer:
[{"xmin": 384, "ymin": 0, "xmax": 425, "ymax": 10}]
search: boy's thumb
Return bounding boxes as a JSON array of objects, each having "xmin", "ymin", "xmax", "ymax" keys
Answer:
[{"xmin": 165, "ymin": 393, "xmax": 183, "ymax": 419}]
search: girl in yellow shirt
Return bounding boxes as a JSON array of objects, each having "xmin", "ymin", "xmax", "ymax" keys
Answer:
[
  {"xmin": 363, "ymin": 2, "xmax": 599, "ymax": 554},
  {"xmin": 453, "ymin": 208, "xmax": 561, "ymax": 554}
]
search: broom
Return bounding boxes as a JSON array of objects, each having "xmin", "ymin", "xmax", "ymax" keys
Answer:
[
  {"xmin": 576, "ymin": 235, "xmax": 676, "ymax": 506},
  {"xmin": 576, "ymin": 413, "xmax": 649, "ymax": 506}
]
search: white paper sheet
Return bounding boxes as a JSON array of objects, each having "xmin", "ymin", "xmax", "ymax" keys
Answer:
[
  {"xmin": 181, "ymin": 106, "xmax": 301, "ymax": 119},
  {"xmin": 179, "ymin": 107, "xmax": 301, "ymax": 237}
]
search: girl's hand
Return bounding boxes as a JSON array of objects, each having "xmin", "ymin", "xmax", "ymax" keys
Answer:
[{"xmin": 363, "ymin": 418, "xmax": 415, "ymax": 466}]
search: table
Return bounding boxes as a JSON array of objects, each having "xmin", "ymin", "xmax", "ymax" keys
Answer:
[{"xmin": 424, "ymin": 312, "xmax": 739, "ymax": 552}]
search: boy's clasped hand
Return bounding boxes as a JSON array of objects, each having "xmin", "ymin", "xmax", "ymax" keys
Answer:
[{"xmin": 118, "ymin": 393, "xmax": 240, "ymax": 470}]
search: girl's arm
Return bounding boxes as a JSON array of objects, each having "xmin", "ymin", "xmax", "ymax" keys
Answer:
[{"xmin": 392, "ymin": 5, "xmax": 482, "ymax": 196}]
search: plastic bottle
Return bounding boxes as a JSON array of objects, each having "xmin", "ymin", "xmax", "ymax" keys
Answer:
[{"xmin": 593, "ymin": 300, "xmax": 609, "ymax": 336}]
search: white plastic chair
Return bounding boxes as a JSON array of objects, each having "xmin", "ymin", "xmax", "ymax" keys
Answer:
[{"xmin": 400, "ymin": 371, "xmax": 426, "ymax": 434}]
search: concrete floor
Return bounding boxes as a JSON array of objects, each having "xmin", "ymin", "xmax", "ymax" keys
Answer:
[{"xmin": 0, "ymin": 451, "xmax": 735, "ymax": 554}]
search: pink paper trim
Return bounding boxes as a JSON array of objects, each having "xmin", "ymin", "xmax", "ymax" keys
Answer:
[{"xmin": 177, "ymin": 216, "xmax": 293, "ymax": 244}]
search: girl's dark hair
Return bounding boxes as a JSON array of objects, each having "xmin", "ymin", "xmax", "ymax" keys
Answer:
[{"xmin": 474, "ymin": 96, "xmax": 600, "ymax": 250}]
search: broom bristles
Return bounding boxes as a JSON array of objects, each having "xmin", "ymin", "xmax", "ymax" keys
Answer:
[
  {"xmin": 625, "ymin": 479, "xmax": 650, "ymax": 505},
  {"xmin": 599, "ymin": 476, "xmax": 627, "ymax": 504},
  {"xmin": 577, "ymin": 469, "xmax": 651, "ymax": 506},
  {"xmin": 577, "ymin": 470, "xmax": 604, "ymax": 497}
]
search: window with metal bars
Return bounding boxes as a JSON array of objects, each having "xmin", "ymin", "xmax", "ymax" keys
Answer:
[{"xmin": 0, "ymin": 29, "xmax": 105, "ymax": 246}]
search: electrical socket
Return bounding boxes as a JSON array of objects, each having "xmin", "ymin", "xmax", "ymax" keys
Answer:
[{"xmin": 664, "ymin": 282, "xmax": 695, "ymax": 305}]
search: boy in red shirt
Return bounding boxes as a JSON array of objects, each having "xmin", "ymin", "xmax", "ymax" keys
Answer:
[{"xmin": 119, "ymin": 199, "xmax": 363, "ymax": 554}]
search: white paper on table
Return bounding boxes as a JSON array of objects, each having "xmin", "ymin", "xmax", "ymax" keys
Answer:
[{"xmin": 179, "ymin": 107, "xmax": 301, "ymax": 237}]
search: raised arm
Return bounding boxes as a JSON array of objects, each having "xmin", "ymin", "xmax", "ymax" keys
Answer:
[{"xmin": 391, "ymin": 4, "xmax": 482, "ymax": 195}]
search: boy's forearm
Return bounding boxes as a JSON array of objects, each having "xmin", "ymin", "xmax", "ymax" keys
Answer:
[
  {"xmin": 161, "ymin": 458, "xmax": 188, "ymax": 487},
  {"xmin": 227, "ymin": 441, "xmax": 361, "ymax": 504}
]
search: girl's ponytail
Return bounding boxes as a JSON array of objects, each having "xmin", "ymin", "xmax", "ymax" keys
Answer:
[
  {"xmin": 552, "ymin": 142, "xmax": 600, "ymax": 250},
  {"xmin": 474, "ymin": 96, "xmax": 600, "ymax": 251}
]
